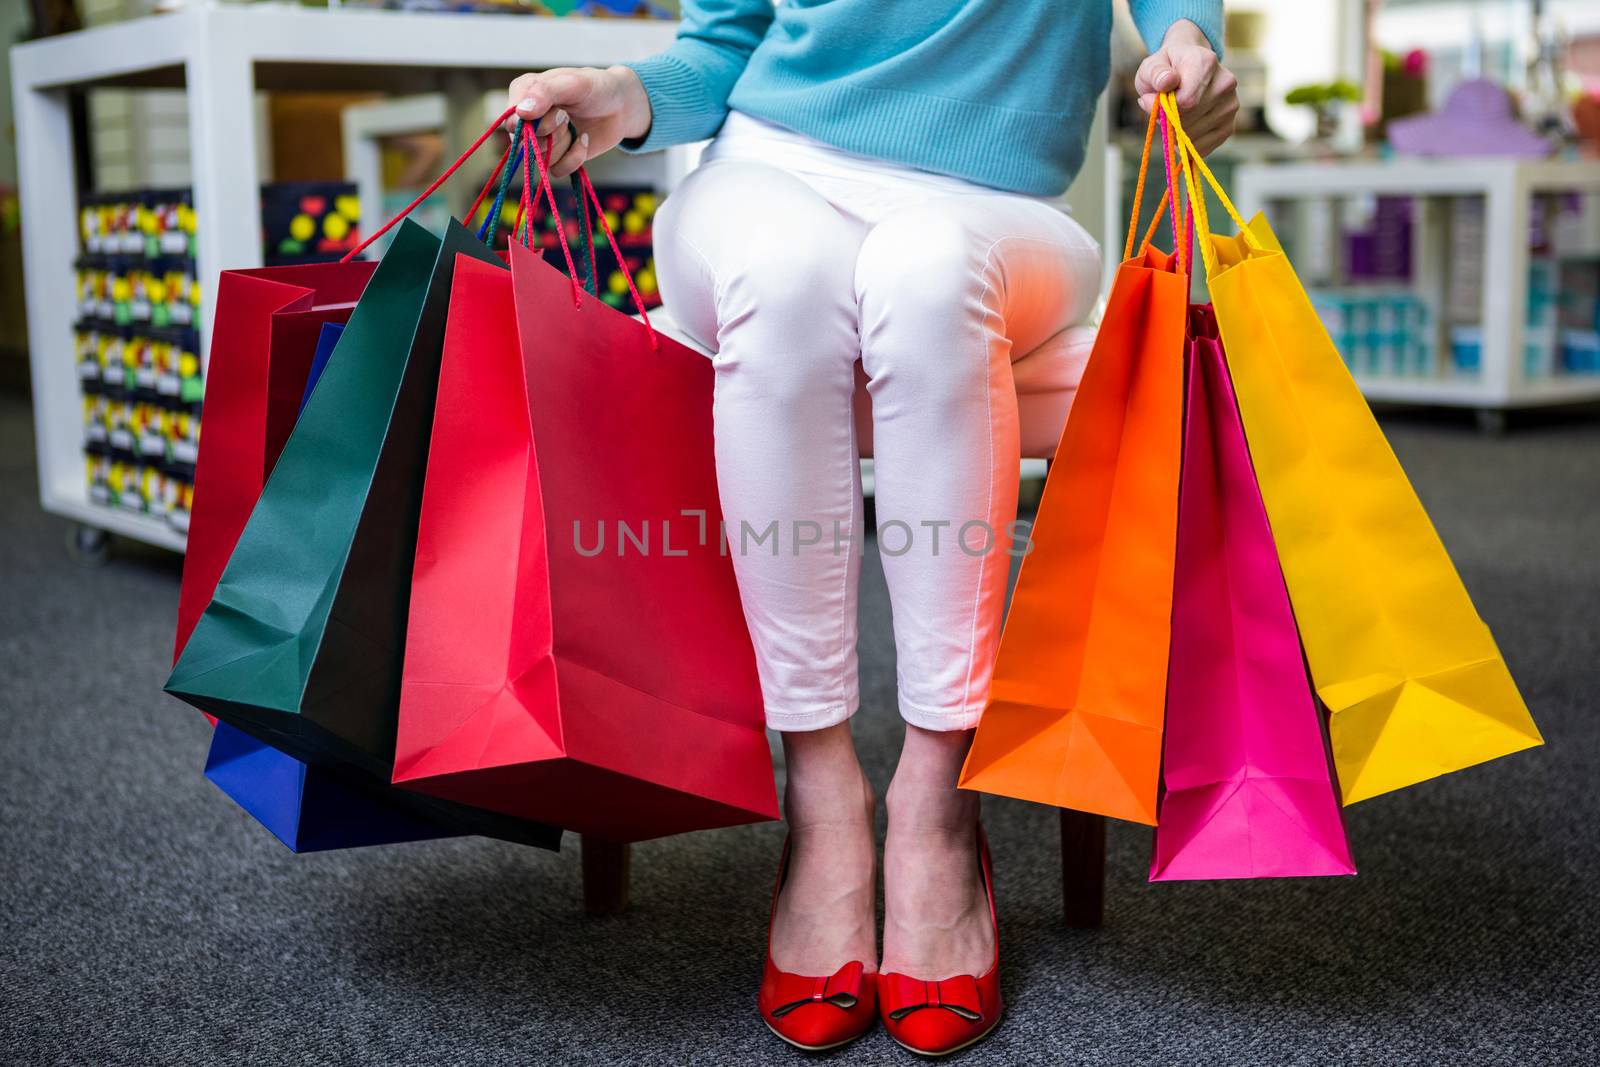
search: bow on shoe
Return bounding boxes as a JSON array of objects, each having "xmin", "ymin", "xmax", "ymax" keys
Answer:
[
  {"xmin": 767, "ymin": 961, "xmax": 866, "ymax": 1018},
  {"xmin": 882, "ymin": 973, "xmax": 984, "ymax": 1022}
]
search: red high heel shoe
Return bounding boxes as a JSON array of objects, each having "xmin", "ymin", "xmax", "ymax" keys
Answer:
[
  {"xmin": 757, "ymin": 839, "xmax": 879, "ymax": 1051},
  {"xmin": 879, "ymin": 829, "xmax": 1003, "ymax": 1057}
]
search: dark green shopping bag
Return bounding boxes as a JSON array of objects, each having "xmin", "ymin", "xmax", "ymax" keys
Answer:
[{"xmin": 166, "ymin": 216, "xmax": 558, "ymax": 848}]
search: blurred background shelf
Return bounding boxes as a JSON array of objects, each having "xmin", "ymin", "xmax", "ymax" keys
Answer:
[
  {"xmin": 11, "ymin": 3, "xmax": 685, "ymax": 553},
  {"xmin": 1233, "ymin": 158, "xmax": 1600, "ymax": 419}
]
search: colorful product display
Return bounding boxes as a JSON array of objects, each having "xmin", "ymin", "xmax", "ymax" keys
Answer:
[
  {"xmin": 1342, "ymin": 196, "xmax": 1412, "ymax": 283},
  {"xmin": 75, "ymin": 191, "xmax": 203, "ymax": 529},
  {"xmin": 1529, "ymin": 257, "xmax": 1600, "ymax": 377},
  {"xmin": 73, "ymin": 182, "xmax": 368, "ymax": 530},
  {"xmin": 259, "ymin": 182, "xmax": 363, "ymax": 264},
  {"xmin": 1309, "ymin": 289, "xmax": 1434, "ymax": 377},
  {"xmin": 1306, "ymin": 191, "xmax": 1600, "ymax": 383}
]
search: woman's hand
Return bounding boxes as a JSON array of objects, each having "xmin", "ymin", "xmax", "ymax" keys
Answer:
[
  {"xmin": 1134, "ymin": 20, "xmax": 1240, "ymax": 156},
  {"xmin": 504, "ymin": 66, "xmax": 653, "ymax": 178}
]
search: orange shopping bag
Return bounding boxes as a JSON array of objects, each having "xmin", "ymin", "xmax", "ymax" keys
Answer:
[{"xmin": 959, "ymin": 109, "xmax": 1188, "ymax": 825}]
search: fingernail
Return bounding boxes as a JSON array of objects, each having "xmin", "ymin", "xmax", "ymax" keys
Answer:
[
  {"xmin": 580, "ymin": 132, "xmax": 589, "ymax": 147},
  {"xmin": 517, "ymin": 97, "xmax": 536, "ymax": 112}
]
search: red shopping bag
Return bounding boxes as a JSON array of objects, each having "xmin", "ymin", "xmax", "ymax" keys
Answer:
[
  {"xmin": 174, "ymin": 262, "xmax": 373, "ymax": 659},
  {"xmin": 393, "ymin": 155, "xmax": 776, "ymax": 841},
  {"xmin": 1150, "ymin": 308, "xmax": 1355, "ymax": 880}
]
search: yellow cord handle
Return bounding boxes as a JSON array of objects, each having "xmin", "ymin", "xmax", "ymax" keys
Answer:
[{"xmin": 1157, "ymin": 93, "xmax": 1264, "ymax": 280}]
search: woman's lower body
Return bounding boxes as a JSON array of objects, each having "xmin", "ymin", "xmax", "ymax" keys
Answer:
[{"xmin": 652, "ymin": 111, "xmax": 1101, "ymax": 1040}]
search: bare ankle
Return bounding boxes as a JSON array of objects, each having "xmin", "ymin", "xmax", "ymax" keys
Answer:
[
  {"xmin": 781, "ymin": 723, "xmax": 875, "ymax": 833},
  {"xmin": 885, "ymin": 725, "xmax": 978, "ymax": 836}
]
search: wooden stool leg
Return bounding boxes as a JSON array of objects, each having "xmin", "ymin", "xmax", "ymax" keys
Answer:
[
  {"xmin": 1059, "ymin": 809, "xmax": 1106, "ymax": 928},
  {"xmin": 581, "ymin": 835, "xmax": 631, "ymax": 915}
]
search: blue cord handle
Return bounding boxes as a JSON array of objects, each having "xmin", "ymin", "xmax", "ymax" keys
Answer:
[
  {"xmin": 480, "ymin": 117, "xmax": 600, "ymax": 298},
  {"xmin": 479, "ymin": 121, "xmax": 527, "ymax": 247}
]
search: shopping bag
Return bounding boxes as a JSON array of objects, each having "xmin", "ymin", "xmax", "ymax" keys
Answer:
[
  {"xmin": 959, "ymin": 110, "xmax": 1187, "ymax": 825},
  {"xmin": 174, "ymin": 269, "xmax": 457, "ymax": 851},
  {"xmin": 204, "ymin": 722, "xmax": 454, "ymax": 852},
  {"xmin": 1161, "ymin": 96, "xmax": 1541, "ymax": 804},
  {"xmin": 173, "ymin": 262, "xmax": 372, "ymax": 659},
  {"xmin": 391, "ymin": 143, "xmax": 777, "ymax": 842},
  {"xmin": 1150, "ymin": 307, "xmax": 1355, "ymax": 880},
  {"xmin": 298, "ymin": 321, "xmax": 344, "ymax": 415}
]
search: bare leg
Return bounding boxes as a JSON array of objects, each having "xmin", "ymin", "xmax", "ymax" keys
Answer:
[
  {"xmin": 769, "ymin": 723, "xmax": 878, "ymax": 975},
  {"xmin": 880, "ymin": 725, "xmax": 991, "ymax": 979}
]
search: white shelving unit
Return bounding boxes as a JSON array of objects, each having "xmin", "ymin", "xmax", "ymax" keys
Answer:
[
  {"xmin": 10, "ymin": 4, "xmax": 682, "ymax": 554},
  {"xmin": 1233, "ymin": 158, "xmax": 1600, "ymax": 426}
]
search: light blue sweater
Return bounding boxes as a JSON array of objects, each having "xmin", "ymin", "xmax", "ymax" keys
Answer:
[{"xmin": 623, "ymin": 1, "xmax": 1223, "ymax": 196}]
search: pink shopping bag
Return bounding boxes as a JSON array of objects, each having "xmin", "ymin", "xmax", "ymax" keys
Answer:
[{"xmin": 1150, "ymin": 309, "xmax": 1355, "ymax": 881}]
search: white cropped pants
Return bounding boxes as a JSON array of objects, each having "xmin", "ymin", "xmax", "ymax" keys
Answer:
[{"xmin": 653, "ymin": 112, "xmax": 1101, "ymax": 732}]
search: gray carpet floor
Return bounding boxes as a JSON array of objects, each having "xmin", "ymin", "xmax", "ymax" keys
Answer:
[{"xmin": 1, "ymin": 389, "xmax": 1597, "ymax": 1065}]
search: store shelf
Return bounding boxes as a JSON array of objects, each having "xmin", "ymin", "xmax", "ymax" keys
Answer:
[
  {"xmin": 1234, "ymin": 158, "xmax": 1600, "ymax": 201},
  {"xmin": 1233, "ymin": 157, "xmax": 1600, "ymax": 414},
  {"xmin": 46, "ymin": 487, "xmax": 188, "ymax": 553},
  {"xmin": 12, "ymin": 6, "xmax": 679, "ymax": 92},
  {"xmin": 1348, "ymin": 373, "xmax": 1600, "ymax": 404},
  {"xmin": 1502, "ymin": 375, "xmax": 1600, "ymax": 405},
  {"xmin": 10, "ymin": 7, "xmax": 681, "ymax": 553}
]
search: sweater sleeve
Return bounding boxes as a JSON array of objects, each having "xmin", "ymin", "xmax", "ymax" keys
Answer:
[
  {"xmin": 1129, "ymin": 0, "xmax": 1225, "ymax": 58},
  {"xmin": 619, "ymin": 0, "xmax": 776, "ymax": 153}
]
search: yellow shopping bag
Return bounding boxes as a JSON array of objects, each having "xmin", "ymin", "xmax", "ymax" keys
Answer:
[{"xmin": 1161, "ymin": 96, "xmax": 1542, "ymax": 804}]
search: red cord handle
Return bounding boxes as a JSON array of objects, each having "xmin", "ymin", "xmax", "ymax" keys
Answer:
[
  {"xmin": 463, "ymin": 136, "xmax": 517, "ymax": 238},
  {"xmin": 341, "ymin": 106, "xmax": 517, "ymax": 263},
  {"xmin": 521, "ymin": 124, "xmax": 583, "ymax": 301},
  {"xmin": 518, "ymin": 125, "xmax": 657, "ymax": 350},
  {"xmin": 578, "ymin": 169, "xmax": 655, "ymax": 347},
  {"xmin": 340, "ymin": 104, "xmax": 659, "ymax": 352}
]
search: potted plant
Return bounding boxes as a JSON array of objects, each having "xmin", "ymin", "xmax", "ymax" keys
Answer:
[{"xmin": 1286, "ymin": 81, "xmax": 1363, "ymax": 142}]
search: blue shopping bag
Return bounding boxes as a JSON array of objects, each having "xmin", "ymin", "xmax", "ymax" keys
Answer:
[{"xmin": 204, "ymin": 723, "xmax": 449, "ymax": 852}]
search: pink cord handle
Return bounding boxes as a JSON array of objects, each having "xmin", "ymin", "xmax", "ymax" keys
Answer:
[
  {"xmin": 1156, "ymin": 109, "xmax": 1193, "ymax": 277},
  {"xmin": 340, "ymin": 106, "xmax": 517, "ymax": 263}
]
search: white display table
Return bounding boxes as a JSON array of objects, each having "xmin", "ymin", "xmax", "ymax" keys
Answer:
[{"xmin": 1233, "ymin": 157, "xmax": 1600, "ymax": 430}]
